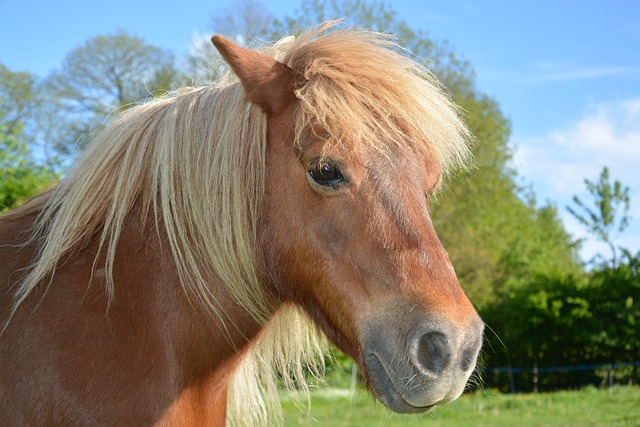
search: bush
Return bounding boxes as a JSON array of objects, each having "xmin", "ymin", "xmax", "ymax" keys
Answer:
[{"xmin": 481, "ymin": 251, "xmax": 640, "ymax": 390}]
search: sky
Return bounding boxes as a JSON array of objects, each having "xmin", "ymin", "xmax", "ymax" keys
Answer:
[{"xmin": 1, "ymin": 0, "xmax": 639, "ymax": 262}]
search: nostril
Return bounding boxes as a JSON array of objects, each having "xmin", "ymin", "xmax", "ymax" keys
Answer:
[
  {"xmin": 459, "ymin": 347, "xmax": 477, "ymax": 371},
  {"xmin": 414, "ymin": 331, "xmax": 452, "ymax": 375},
  {"xmin": 460, "ymin": 334, "xmax": 483, "ymax": 371}
]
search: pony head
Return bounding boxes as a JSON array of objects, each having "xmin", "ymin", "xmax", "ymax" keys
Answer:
[{"xmin": 214, "ymin": 26, "xmax": 483, "ymax": 413}]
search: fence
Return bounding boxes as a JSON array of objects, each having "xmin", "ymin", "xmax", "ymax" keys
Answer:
[{"xmin": 480, "ymin": 361, "xmax": 640, "ymax": 393}]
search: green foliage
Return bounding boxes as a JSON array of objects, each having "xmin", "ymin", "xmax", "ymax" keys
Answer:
[
  {"xmin": 482, "ymin": 250, "xmax": 640, "ymax": 390},
  {"xmin": 0, "ymin": 64, "xmax": 34, "ymax": 120},
  {"xmin": 568, "ymin": 166, "xmax": 631, "ymax": 267},
  {"xmin": 0, "ymin": 128, "xmax": 55, "ymax": 211},
  {"xmin": 0, "ymin": 64, "xmax": 57, "ymax": 211},
  {"xmin": 587, "ymin": 251, "xmax": 640, "ymax": 360}
]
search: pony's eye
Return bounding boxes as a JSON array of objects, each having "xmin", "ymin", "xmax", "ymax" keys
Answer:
[{"xmin": 307, "ymin": 158, "xmax": 345, "ymax": 188}]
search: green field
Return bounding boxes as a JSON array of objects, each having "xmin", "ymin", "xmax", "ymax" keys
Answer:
[{"xmin": 281, "ymin": 385, "xmax": 640, "ymax": 426}]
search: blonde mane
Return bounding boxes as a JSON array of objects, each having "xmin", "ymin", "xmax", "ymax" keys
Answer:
[
  {"xmin": 7, "ymin": 24, "xmax": 471, "ymax": 426},
  {"xmin": 285, "ymin": 27, "xmax": 471, "ymax": 175}
]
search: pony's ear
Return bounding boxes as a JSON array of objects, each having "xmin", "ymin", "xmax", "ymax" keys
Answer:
[{"xmin": 211, "ymin": 35, "xmax": 297, "ymax": 114}]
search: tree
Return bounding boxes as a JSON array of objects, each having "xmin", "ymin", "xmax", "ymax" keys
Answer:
[
  {"xmin": 0, "ymin": 65, "xmax": 57, "ymax": 211},
  {"xmin": 568, "ymin": 166, "xmax": 631, "ymax": 267},
  {"xmin": 46, "ymin": 29, "xmax": 180, "ymax": 154},
  {"xmin": 0, "ymin": 64, "xmax": 41, "ymax": 144},
  {"xmin": 0, "ymin": 124, "xmax": 56, "ymax": 211}
]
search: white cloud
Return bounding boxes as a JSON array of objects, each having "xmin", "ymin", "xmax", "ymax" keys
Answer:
[{"xmin": 513, "ymin": 99, "xmax": 640, "ymax": 262}]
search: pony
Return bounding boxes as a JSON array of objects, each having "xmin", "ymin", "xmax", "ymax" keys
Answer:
[{"xmin": 0, "ymin": 24, "xmax": 484, "ymax": 426}]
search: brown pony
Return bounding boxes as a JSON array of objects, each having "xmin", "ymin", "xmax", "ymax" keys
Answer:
[{"xmin": 0, "ymin": 24, "xmax": 483, "ymax": 426}]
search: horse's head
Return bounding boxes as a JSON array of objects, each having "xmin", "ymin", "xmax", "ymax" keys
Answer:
[{"xmin": 213, "ymin": 31, "xmax": 483, "ymax": 413}]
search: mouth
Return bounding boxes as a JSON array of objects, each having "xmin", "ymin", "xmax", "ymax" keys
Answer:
[{"xmin": 363, "ymin": 353, "xmax": 439, "ymax": 414}]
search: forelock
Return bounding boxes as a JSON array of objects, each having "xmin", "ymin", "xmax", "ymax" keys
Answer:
[{"xmin": 274, "ymin": 24, "xmax": 472, "ymax": 178}]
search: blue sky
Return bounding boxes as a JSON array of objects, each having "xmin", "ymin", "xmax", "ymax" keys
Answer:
[{"xmin": 1, "ymin": 0, "xmax": 639, "ymax": 262}]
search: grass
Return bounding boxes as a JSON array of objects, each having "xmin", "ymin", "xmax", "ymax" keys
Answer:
[{"xmin": 281, "ymin": 385, "xmax": 640, "ymax": 426}]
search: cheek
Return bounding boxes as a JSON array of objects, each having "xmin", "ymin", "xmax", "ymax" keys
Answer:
[
  {"xmin": 259, "ymin": 197, "xmax": 367, "ymax": 359},
  {"xmin": 259, "ymin": 176, "xmax": 361, "ymax": 295},
  {"xmin": 258, "ymin": 176, "xmax": 316, "ymax": 292}
]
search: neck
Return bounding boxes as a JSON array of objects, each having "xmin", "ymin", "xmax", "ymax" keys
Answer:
[
  {"xmin": 0, "ymin": 207, "xmax": 276, "ymax": 425},
  {"xmin": 121, "ymin": 210, "xmax": 274, "ymax": 375}
]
